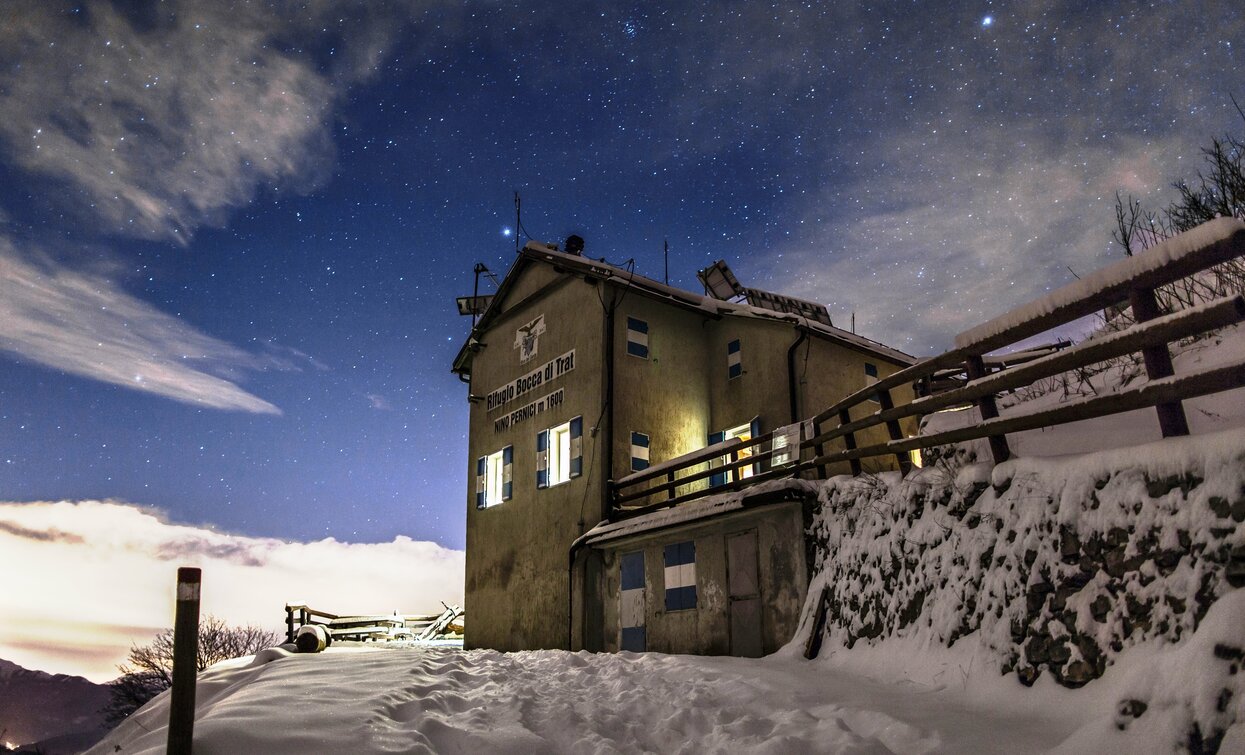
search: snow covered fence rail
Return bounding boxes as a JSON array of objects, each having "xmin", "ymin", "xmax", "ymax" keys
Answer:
[{"xmin": 611, "ymin": 218, "xmax": 1245, "ymax": 515}]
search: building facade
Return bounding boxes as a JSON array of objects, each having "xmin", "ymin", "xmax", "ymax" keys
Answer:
[{"xmin": 453, "ymin": 240, "xmax": 915, "ymax": 654}]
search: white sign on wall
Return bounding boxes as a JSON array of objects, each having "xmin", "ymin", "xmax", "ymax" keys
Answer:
[{"xmin": 486, "ymin": 349, "xmax": 576, "ymax": 414}]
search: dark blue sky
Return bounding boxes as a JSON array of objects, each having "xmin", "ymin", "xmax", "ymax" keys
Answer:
[{"xmin": 0, "ymin": 0, "xmax": 1241, "ymax": 550}]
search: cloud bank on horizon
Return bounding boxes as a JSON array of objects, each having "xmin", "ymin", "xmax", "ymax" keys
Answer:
[
  {"xmin": 0, "ymin": 500, "xmax": 465, "ymax": 682},
  {"xmin": 0, "ymin": 0, "xmax": 405, "ymax": 410}
]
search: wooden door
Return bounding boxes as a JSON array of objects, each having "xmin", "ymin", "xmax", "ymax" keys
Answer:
[{"xmin": 727, "ymin": 530, "xmax": 763, "ymax": 657}]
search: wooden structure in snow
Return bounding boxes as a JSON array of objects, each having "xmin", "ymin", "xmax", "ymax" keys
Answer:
[
  {"xmin": 284, "ymin": 603, "xmax": 463, "ymax": 644},
  {"xmin": 612, "ymin": 217, "xmax": 1245, "ymax": 513}
]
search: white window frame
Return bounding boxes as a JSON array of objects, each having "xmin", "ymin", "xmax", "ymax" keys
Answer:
[
  {"xmin": 484, "ymin": 449, "xmax": 505, "ymax": 508},
  {"xmin": 548, "ymin": 420, "xmax": 573, "ymax": 486}
]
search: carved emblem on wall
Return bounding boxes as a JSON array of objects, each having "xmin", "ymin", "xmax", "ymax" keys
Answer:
[{"xmin": 515, "ymin": 314, "xmax": 546, "ymax": 363}]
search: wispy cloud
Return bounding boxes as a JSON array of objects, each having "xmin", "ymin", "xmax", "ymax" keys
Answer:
[
  {"xmin": 0, "ymin": 1, "xmax": 413, "ymax": 406},
  {"xmin": 0, "ymin": 500, "xmax": 465, "ymax": 682},
  {"xmin": 0, "ymin": 240, "xmax": 282, "ymax": 412}
]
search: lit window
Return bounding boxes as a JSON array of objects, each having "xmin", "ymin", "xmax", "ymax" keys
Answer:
[
  {"xmin": 549, "ymin": 421, "xmax": 572, "ymax": 485},
  {"xmin": 475, "ymin": 445, "xmax": 512, "ymax": 509},
  {"xmin": 537, "ymin": 416, "xmax": 582, "ymax": 488},
  {"xmin": 724, "ymin": 423, "xmax": 754, "ymax": 482},
  {"xmin": 710, "ymin": 422, "xmax": 758, "ymax": 486}
]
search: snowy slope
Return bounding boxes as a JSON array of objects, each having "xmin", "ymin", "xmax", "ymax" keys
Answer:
[{"xmin": 85, "ymin": 586, "xmax": 1244, "ymax": 755}]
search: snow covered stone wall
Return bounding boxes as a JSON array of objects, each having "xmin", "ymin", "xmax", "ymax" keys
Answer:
[{"xmin": 801, "ymin": 428, "xmax": 1245, "ymax": 749}]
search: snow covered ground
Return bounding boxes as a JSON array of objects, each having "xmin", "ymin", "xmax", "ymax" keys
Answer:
[{"xmin": 88, "ymin": 586, "xmax": 1244, "ymax": 755}]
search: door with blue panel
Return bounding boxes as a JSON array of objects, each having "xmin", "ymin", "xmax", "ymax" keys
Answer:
[{"xmin": 620, "ymin": 551, "xmax": 646, "ymax": 651}]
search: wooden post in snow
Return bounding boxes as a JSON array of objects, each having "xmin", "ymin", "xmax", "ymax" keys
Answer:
[
  {"xmin": 1129, "ymin": 286, "xmax": 1190, "ymax": 437},
  {"xmin": 966, "ymin": 354, "xmax": 1011, "ymax": 464},
  {"xmin": 167, "ymin": 567, "xmax": 201, "ymax": 755}
]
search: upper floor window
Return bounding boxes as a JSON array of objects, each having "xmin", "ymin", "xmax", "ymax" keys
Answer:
[
  {"xmin": 537, "ymin": 416, "xmax": 583, "ymax": 488},
  {"xmin": 865, "ymin": 362, "xmax": 880, "ymax": 403},
  {"xmin": 626, "ymin": 317, "xmax": 649, "ymax": 359},
  {"xmin": 475, "ymin": 445, "xmax": 512, "ymax": 509},
  {"xmin": 727, "ymin": 339, "xmax": 742, "ymax": 379}
]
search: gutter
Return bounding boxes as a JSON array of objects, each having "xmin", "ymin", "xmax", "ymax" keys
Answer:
[{"xmin": 787, "ymin": 326, "xmax": 809, "ymax": 423}]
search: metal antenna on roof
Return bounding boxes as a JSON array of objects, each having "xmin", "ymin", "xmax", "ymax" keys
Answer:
[{"xmin": 513, "ymin": 191, "xmax": 521, "ymax": 254}]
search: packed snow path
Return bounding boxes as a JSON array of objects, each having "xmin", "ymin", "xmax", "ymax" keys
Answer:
[{"xmin": 93, "ymin": 645, "xmax": 1078, "ymax": 754}]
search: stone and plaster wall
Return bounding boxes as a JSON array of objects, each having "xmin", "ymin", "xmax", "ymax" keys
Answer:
[{"xmin": 802, "ymin": 429, "xmax": 1245, "ymax": 750}]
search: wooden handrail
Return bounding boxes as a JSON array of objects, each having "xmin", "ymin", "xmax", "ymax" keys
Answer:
[{"xmin": 608, "ymin": 219, "xmax": 1245, "ymax": 514}]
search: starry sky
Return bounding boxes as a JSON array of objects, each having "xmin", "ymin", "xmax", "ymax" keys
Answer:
[{"xmin": 0, "ymin": 0, "xmax": 1242, "ymax": 556}]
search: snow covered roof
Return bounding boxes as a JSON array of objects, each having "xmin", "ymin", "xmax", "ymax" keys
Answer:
[
  {"xmin": 579, "ymin": 478, "xmax": 818, "ymax": 547},
  {"xmin": 453, "ymin": 242, "xmax": 914, "ymax": 374}
]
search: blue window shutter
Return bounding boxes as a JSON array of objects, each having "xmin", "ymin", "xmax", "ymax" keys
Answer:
[
  {"xmin": 621, "ymin": 626, "xmax": 646, "ymax": 652},
  {"xmin": 865, "ymin": 362, "xmax": 881, "ymax": 403},
  {"xmin": 620, "ymin": 550, "xmax": 646, "ymax": 651},
  {"xmin": 536, "ymin": 430, "xmax": 549, "ymax": 489},
  {"xmin": 727, "ymin": 339, "xmax": 742, "ymax": 379},
  {"xmin": 475, "ymin": 456, "xmax": 486, "ymax": 509},
  {"xmin": 708, "ymin": 430, "xmax": 726, "ymax": 487},
  {"xmin": 502, "ymin": 445, "xmax": 513, "ymax": 500},
  {"xmin": 630, "ymin": 431, "xmax": 650, "ymax": 471},
  {"xmin": 569, "ymin": 416, "xmax": 583, "ymax": 478},
  {"xmin": 621, "ymin": 551, "xmax": 645, "ymax": 590},
  {"xmin": 749, "ymin": 417, "xmax": 762, "ymax": 476},
  {"xmin": 663, "ymin": 541, "xmax": 697, "ymax": 610},
  {"xmin": 626, "ymin": 317, "xmax": 649, "ymax": 359}
]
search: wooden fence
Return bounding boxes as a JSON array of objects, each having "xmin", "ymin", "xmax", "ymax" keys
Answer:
[{"xmin": 610, "ymin": 217, "xmax": 1245, "ymax": 518}]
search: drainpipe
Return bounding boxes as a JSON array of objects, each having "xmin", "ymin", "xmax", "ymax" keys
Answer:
[
  {"xmin": 568, "ymin": 282, "xmax": 617, "ymax": 650},
  {"xmin": 786, "ymin": 326, "xmax": 809, "ymax": 423}
]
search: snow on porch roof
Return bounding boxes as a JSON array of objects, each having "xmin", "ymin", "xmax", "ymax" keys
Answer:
[
  {"xmin": 578, "ymin": 478, "xmax": 819, "ymax": 548},
  {"xmin": 453, "ymin": 241, "xmax": 914, "ymax": 373}
]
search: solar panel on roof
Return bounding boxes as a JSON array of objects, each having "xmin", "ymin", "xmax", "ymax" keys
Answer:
[{"xmin": 697, "ymin": 260, "xmax": 744, "ymax": 300}]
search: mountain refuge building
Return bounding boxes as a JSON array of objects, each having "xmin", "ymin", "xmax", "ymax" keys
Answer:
[{"xmin": 452, "ymin": 238, "xmax": 915, "ymax": 656}]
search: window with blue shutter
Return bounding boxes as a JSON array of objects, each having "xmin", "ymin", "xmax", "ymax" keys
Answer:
[
  {"xmin": 569, "ymin": 416, "xmax": 583, "ymax": 478},
  {"xmin": 475, "ymin": 456, "xmax": 487, "ymax": 509},
  {"xmin": 620, "ymin": 551, "xmax": 646, "ymax": 651},
  {"xmin": 478, "ymin": 447, "xmax": 512, "ymax": 508},
  {"xmin": 626, "ymin": 317, "xmax": 649, "ymax": 359},
  {"xmin": 536, "ymin": 429, "xmax": 549, "ymax": 489},
  {"xmin": 502, "ymin": 445, "xmax": 513, "ymax": 500},
  {"xmin": 865, "ymin": 362, "xmax": 880, "ymax": 403},
  {"xmin": 540, "ymin": 416, "xmax": 583, "ymax": 487},
  {"xmin": 708, "ymin": 430, "xmax": 727, "ymax": 487},
  {"xmin": 663, "ymin": 541, "xmax": 697, "ymax": 611},
  {"xmin": 727, "ymin": 339, "xmax": 742, "ymax": 379},
  {"xmin": 631, "ymin": 432, "xmax": 649, "ymax": 472}
]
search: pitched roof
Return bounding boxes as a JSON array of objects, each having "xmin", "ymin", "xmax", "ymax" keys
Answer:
[{"xmin": 452, "ymin": 241, "xmax": 915, "ymax": 374}]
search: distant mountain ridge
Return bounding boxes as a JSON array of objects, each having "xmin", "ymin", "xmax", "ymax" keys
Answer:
[{"xmin": 0, "ymin": 658, "xmax": 110, "ymax": 754}]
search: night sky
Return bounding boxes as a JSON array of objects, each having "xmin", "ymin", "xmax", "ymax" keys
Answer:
[{"xmin": 1, "ymin": 0, "xmax": 1242, "ymax": 553}]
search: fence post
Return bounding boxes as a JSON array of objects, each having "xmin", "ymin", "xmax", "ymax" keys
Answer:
[
  {"xmin": 876, "ymin": 388, "xmax": 912, "ymax": 473},
  {"xmin": 167, "ymin": 567, "xmax": 201, "ymax": 755},
  {"xmin": 838, "ymin": 409, "xmax": 863, "ymax": 476},
  {"xmin": 666, "ymin": 470, "xmax": 676, "ymax": 500},
  {"xmin": 285, "ymin": 605, "xmax": 295, "ymax": 643},
  {"xmin": 965, "ymin": 355, "xmax": 1011, "ymax": 464},
  {"xmin": 1129, "ymin": 286, "xmax": 1190, "ymax": 437}
]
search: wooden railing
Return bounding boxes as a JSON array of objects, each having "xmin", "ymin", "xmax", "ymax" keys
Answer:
[{"xmin": 610, "ymin": 217, "xmax": 1245, "ymax": 518}]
